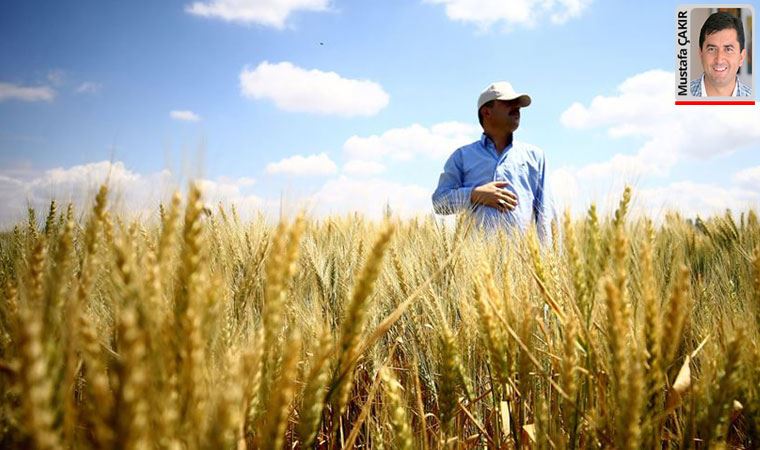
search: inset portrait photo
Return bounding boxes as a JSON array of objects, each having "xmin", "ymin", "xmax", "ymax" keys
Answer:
[{"xmin": 675, "ymin": 5, "xmax": 755, "ymax": 104}]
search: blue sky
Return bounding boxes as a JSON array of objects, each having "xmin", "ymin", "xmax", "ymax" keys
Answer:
[{"xmin": 1, "ymin": 0, "xmax": 759, "ymax": 223}]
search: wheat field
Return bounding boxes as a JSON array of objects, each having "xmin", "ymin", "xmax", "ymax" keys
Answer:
[{"xmin": 0, "ymin": 183, "xmax": 758, "ymax": 449}]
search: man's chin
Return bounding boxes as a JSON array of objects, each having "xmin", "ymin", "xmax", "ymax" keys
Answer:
[{"xmin": 707, "ymin": 72, "xmax": 733, "ymax": 86}]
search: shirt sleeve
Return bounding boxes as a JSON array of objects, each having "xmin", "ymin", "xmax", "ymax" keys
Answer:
[{"xmin": 432, "ymin": 150, "xmax": 474, "ymax": 215}]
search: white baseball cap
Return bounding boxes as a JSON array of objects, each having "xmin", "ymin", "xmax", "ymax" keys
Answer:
[{"xmin": 477, "ymin": 81, "xmax": 532, "ymax": 110}]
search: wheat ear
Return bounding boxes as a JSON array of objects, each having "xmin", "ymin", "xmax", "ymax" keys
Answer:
[
  {"xmin": 381, "ymin": 367, "xmax": 414, "ymax": 450},
  {"xmin": 331, "ymin": 222, "xmax": 394, "ymax": 419}
]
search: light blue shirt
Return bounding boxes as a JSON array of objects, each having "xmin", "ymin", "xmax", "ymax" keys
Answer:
[
  {"xmin": 689, "ymin": 73, "xmax": 752, "ymax": 97},
  {"xmin": 432, "ymin": 134, "xmax": 552, "ymax": 241}
]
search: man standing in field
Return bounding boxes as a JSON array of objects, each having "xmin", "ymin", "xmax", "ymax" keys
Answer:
[
  {"xmin": 690, "ymin": 11, "xmax": 751, "ymax": 97},
  {"xmin": 432, "ymin": 81, "xmax": 552, "ymax": 241}
]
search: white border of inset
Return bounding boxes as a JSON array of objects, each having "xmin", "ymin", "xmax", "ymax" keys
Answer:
[{"xmin": 675, "ymin": 4, "xmax": 755, "ymax": 105}]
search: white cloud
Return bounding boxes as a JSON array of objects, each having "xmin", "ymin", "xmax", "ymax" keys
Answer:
[
  {"xmin": 217, "ymin": 175, "xmax": 256, "ymax": 187},
  {"xmin": 76, "ymin": 82, "xmax": 102, "ymax": 94},
  {"xmin": 240, "ymin": 61, "xmax": 389, "ymax": 117},
  {"xmin": 0, "ymin": 161, "xmax": 170, "ymax": 226},
  {"xmin": 424, "ymin": 0, "xmax": 591, "ymax": 30},
  {"xmin": 310, "ymin": 176, "xmax": 432, "ymax": 219},
  {"xmin": 557, "ymin": 69, "xmax": 760, "ymax": 185},
  {"xmin": 170, "ymin": 110, "xmax": 202, "ymax": 122},
  {"xmin": 343, "ymin": 121, "xmax": 480, "ymax": 162},
  {"xmin": 638, "ymin": 181, "xmax": 759, "ymax": 218},
  {"xmin": 733, "ymin": 166, "xmax": 760, "ymax": 189},
  {"xmin": 308, "ymin": 121, "xmax": 481, "ymax": 218},
  {"xmin": 560, "ymin": 70, "xmax": 760, "ymax": 165},
  {"xmin": 0, "ymin": 160, "xmax": 438, "ymax": 226},
  {"xmin": 554, "ymin": 69, "xmax": 760, "ymax": 217},
  {"xmin": 266, "ymin": 152, "xmax": 337, "ymax": 176},
  {"xmin": 550, "ymin": 171, "xmax": 760, "ymax": 220},
  {"xmin": 547, "ymin": 167, "xmax": 580, "ymax": 213},
  {"xmin": 560, "ymin": 70, "xmax": 675, "ymax": 136},
  {"xmin": 550, "ymin": 0, "xmax": 590, "ymax": 24},
  {"xmin": 0, "ymin": 82, "xmax": 55, "ymax": 102},
  {"xmin": 271, "ymin": 121, "xmax": 481, "ymax": 218},
  {"xmin": 343, "ymin": 160, "xmax": 386, "ymax": 176},
  {"xmin": 0, "ymin": 161, "xmax": 266, "ymax": 227},
  {"xmin": 186, "ymin": 0, "xmax": 329, "ymax": 28}
]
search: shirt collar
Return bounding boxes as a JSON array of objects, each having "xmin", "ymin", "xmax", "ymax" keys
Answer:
[
  {"xmin": 480, "ymin": 133, "xmax": 515, "ymax": 148},
  {"xmin": 480, "ymin": 133, "xmax": 514, "ymax": 159},
  {"xmin": 700, "ymin": 73, "xmax": 739, "ymax": 97}
]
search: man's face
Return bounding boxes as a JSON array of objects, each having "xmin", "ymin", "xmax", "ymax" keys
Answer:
[
  {"xmin": 700, "ymin": 28, "xmax": 746, "ymax": 89},
  {"xmin": 485, "ymin": 99, "xmax": 522, "ymax": 133}
]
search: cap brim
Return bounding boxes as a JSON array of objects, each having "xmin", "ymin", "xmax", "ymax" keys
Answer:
[
  {"xmin": 506, "ymin": 94, "xmax": 531, "ymax": 107},
  {"xmin": 477, "ymin": 92, "xmax": 532, "ymax": 110},
  {"xmin": 516, "ymin": 95, "xmax": 531, "ymax": 107},
  {"xmin": 491, "ymin": 93, "xmax": 532, "ymax": 107}
]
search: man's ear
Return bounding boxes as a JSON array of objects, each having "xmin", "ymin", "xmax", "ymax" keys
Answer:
[
  {"xmin": 482, "ymin": 105, "xmax": 491, "ymax": 120},
  {"xmin": 739, "ymin": 48, "xmax": 747, "ymax": 67}
]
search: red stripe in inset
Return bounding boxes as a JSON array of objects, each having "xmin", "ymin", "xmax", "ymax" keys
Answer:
[{"xmin": 675, "ymin": 100, "xmax": 756, "ymax": 105}]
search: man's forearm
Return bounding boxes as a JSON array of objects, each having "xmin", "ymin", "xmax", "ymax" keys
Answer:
[{"xmin": 432, "ymin": 187, "xmax": 473, "ymax": 214}]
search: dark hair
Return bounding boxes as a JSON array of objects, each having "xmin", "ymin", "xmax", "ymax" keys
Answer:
[
  {"xmin": 477, "ymin": 100, "xmax": 495, "ymax": 127},
  {"xmin": 699, "ymin": 11, "xmax": 745, "ymax": 51}
]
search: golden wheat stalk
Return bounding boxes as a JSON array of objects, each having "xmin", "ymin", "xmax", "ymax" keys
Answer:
[
  {"xmin": 474, "ymin": 268, "xmax": 511, "ymax": 389},
  {"xmin": 381, "ymin": 367, "xmax": 414, "ymax": 450},
  {"xmin": 115, "ymin": 307, "xmax": 150, "ymax": 450},
  {"xmin": 258, "ymin": 332, "xmax": 301, "ymax": 450},
  {"xmin": 331, "ymin": 222, "xmax": 394, "ymax": 419},
  {"xmin": 17, "ymin": 309, "xmax": 60, "ymax": 450},
  {"xmin": 296, "ymin": 331, "xmax": 333, "ymax": 448},
  {"xmin": 661, "ymin": 265, "xmax": 690, "ymax": 369},
  {"xmin": 260, "ymin": 215, "xmax": 305, "ymax": 424}
]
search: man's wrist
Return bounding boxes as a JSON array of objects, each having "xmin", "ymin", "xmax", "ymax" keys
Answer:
[
  {"xmin": 469, "ymin": 186, "xmax": 478, "ymax": 204},
  {"xmin": 466, "ymin": 186, "xmax": 478, "ymax": 206}
]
